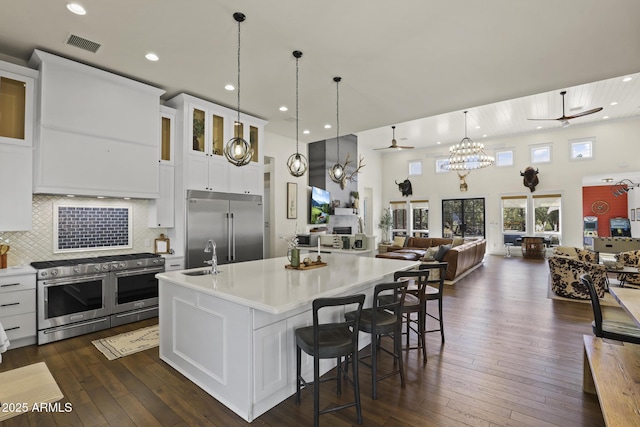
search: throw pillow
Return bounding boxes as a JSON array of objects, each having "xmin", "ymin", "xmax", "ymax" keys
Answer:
[
  {"xmin": 452, "ymin": 237, "xmax": 464, "ymax": 247},
  {"xmin": 434, "ymin": 244, "xmax": 451, "ymax": 262},
  {"xmin": 393, "ymin": 236, "xmax": 406, "ymax": 247},
  {"xmin": 423, "ymin": 246, "xmax": 439, "ymax": 261}
]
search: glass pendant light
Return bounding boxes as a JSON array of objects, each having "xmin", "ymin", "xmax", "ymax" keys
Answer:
[
  {"xmin": 224, "ymin": 12, "xmax": 253, "ymax": 167},
  {"xmin": 329, "ymin": 76, "xmax": 345, "ymax": 184},
  {"xmin": 286, "ymin": 50, "xmax": 308, "ymax": 177}
]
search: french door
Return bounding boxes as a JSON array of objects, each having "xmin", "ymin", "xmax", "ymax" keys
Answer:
[{"xmin": 442, "ymin": 198, "xmax": 485, "ymax": 238}]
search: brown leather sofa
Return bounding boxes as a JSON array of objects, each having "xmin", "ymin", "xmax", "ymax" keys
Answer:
[{"xmin": 376, "ymin": 237, "xmax": 486, "ymax": 281}]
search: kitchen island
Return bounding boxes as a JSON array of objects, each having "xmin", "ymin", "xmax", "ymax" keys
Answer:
[{"xmin": 156, "ymin": 254, "xmax": 419, "ymax": 422}]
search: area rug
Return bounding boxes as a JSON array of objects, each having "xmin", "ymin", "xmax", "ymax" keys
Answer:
[
  {"xmin": 92, "ymin": 324, "xmax": 159, "ymax": 360},
  {"xmin": 0, "ymin": 362, "xmax": 64, "ymax": 422}
]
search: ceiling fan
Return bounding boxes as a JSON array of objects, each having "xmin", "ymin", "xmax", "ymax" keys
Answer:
[
  {"xmin": 374, "ymin": 126, "xmax": 414, "ymax": 150},
  {"xmin": 527, "ymin": 90, "xmax": 603, "ymax": 127}
]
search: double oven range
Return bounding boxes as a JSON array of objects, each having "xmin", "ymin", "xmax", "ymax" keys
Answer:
[{"xmin": 31, "ymin": 253, "xmax": 165, "ymax": 344}]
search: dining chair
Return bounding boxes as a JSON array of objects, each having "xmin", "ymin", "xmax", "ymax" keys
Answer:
[
  {"xmin": 580, "ymin": 274, "xmax": 640, "ymax": 344},
  {"xmin": 295, "ymin": 294, "xmax": 365, "ymax": 427},
  {"xmin": 419, "ymin": 262, "xmax": 448, "ymax": 343},
  {"xmin": 344, "ymin": 281, "xmax": 408, "ymax": 399}
]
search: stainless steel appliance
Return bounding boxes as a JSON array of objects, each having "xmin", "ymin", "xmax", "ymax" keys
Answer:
[
  {"xmin": 186, "ymin": 190, "xmax": 263, "ymax": 269},
  {"xmin": 296, "ymin": 234, "xmax": 319, "ymax": 247},
  {"xmin": 32, "ymin": 253, "xmax": 164, "ymax": 344}
]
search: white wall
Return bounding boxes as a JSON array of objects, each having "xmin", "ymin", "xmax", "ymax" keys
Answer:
[{"xmin": 357, "ymin": 117, "xmax": 640, "ymax": 254}]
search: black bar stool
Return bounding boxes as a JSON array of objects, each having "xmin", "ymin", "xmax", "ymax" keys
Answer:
[
  {"xmin": 391, "ymin": 269, "xmax": 430, "ymax": 364},
  {"xmin": 345, "ymin": 281, "xmax": 408, "ymax": 399},
  {"xmin": 295, "ymin": 294, "xmax": 365, "ymax": 427},
  {"xmin": 419, "ymin": 262, "xmax": 448, "ymax": 343}
]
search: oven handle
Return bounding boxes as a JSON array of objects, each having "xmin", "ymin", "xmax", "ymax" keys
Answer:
[
  {"xmin": 42, "ymin": 317, "xmax": 109, "ymax": 334},
  {"xmin": 113, "ymin": 306, "xmax": 157, "ymax": 318},
  {"xmin": 41, "ymin": 273, "xmax": 109, "ymax": 286},
  {"xmin": 113, "ymin": 267, "xmax": 165, "ymax": 277}
]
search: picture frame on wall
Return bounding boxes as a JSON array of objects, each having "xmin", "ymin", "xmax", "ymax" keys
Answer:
[
  {"xmin": 287, "ymin": 182, "xmax": 297, "ymax": 219},
  {"xmin": 632, "ymin": 209, "xmax": 636, "ymax": 221}
]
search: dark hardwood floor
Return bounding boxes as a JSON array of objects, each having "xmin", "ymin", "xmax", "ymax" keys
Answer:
[{"xmin": 0, "ymin": 255, "xmax": 605, "ymax": 426}]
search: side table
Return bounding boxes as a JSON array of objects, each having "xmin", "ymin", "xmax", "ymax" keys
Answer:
[{"xmin": 378, "ymin": 243, "xmax": 393, "ymax": 254}]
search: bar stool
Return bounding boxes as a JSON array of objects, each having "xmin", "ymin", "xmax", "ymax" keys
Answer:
[
  {"xmin": 419, "ymin": 262, "xmax": 448, "ymax": 343},
  {"xmin": 295, "ymin": 294, "xmax": 365, "ymax": 427},
  {"xmin": 391, "ymin": 269, "xmax": 430, "ymax": 365},
  {"xmin": 344, "ymin": 281, "xmax": 408, "ymax": 399}
]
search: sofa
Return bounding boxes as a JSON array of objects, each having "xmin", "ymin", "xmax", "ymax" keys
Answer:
[
  {"xmin": 548, "ymin": 246, "xmax": 607, "ymax": 299},
  {"xmin": 376, "ymin": 237, "xmax": 486, "ymax": 281},
  {"xmin": 615, "ymin": 250, "xmax": 640, "ymax": 285}
]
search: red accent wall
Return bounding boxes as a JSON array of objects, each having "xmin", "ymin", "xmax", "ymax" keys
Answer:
[{"xmin": 582, "ymin": 186, "xmax": 628, "ymax": 237}]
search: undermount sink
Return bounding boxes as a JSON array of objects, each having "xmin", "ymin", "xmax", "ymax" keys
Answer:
[{"xmin": 182, "ymin": 270, "xmax": 213, "ymax": 276}]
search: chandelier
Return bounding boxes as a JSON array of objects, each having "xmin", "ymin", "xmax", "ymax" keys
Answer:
[
  {"xmin": 444, "ymin": 111, "xmax": 494, "ymax": 171},
  {"xmin": 328, "ymin": 77, "xmax": 346, "ymax": 184},
  {"xmin": 224, "ymin": 12, "xmax": 253, "ymax": 167},
  {"xmin": 286, "ymin": 50, "xmax": 308, "ymax": 177}
]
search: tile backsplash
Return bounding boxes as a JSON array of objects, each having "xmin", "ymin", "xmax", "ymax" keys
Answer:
[
  {"xmin": 56, "ymin": 204, "xmax": 131, "ymax": 252},
  {"xmin": 0, "ymin": 195, "xmax": 166, "ymax": 267}
]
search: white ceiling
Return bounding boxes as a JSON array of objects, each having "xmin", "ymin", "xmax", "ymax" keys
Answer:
[{"xmin": 1, "ymin": 0, "xmax": 640, "ymax": 151}]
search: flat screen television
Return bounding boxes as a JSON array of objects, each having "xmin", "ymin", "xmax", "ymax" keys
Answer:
[{"xmin": 310, "ymin": 186, "xmax": 330, "ymax": 224}]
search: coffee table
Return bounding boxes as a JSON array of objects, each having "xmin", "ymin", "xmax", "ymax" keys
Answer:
[{"xmin": 605, "ymin": 265, "xmax": 639, "ymax": 287}]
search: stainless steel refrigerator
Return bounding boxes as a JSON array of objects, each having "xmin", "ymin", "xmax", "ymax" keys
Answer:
[{"xmin": 186, "ymin": 190, "xmax": 263, "ymax": 269}]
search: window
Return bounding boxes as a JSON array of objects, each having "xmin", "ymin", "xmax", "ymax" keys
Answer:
[
  {"xmin": 390, "ymin": 201, "xmax": 407, "ymax": 237},
  {"xmin": 410, "ymin": 200, "xmax": 429, "ymax": 237},
  {"xmin": 533, "ymin": 194, "xmax": 561, "ymax": 235},
  {"xmin": 495, "ymin": 150, "xmax": 514, "ymax": 167},
  {"xmin": 531, "ymin": 144, "xmax": 552, "ymax": 164},
  {"xmin": 502, "ymin": 196, "xmax": 527, "ymax": 232},
  {"xmin": 570, "ymin": 138, "xmax": 594, "ymax": 160},
  {"xmin": 408, "ymin": 160, "xmax": 422, "ymax": 176},
  {"xmin": 442, "ymin": 198, "xmax": 485, "ymax": 238},
  {"xmin": 435, "ymin": 158, "xmax": 450, "ymax": 174}
]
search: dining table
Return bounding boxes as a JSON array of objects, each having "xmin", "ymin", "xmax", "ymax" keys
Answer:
[{"xmin": 608, "ymin": 286, "xmax": 640, "ymax": 327}]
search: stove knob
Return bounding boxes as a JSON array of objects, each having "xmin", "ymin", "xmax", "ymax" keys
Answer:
[
  {"xmin": 103, "ymin": 265, "xmax": 109, "ymax": 271},
  {"xmin": 119, "ymin": 262, "xmax": 126, "ymax": 268},
  {"xmin": 51, "ymin": 269, "xmax": 58, "ymax": 276},
  {"xmin": 74, "ymin": 267, "xmax": 80, "ymax": 273},
  {"xmin": 41, "ymin": 271, "xmax": 48, "ymax": 278},
  {"xmin": 95, "ymin": 265, "xmax": 101, "ymax": 272}
]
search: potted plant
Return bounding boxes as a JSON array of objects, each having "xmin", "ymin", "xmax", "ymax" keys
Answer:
[
  {"xmin": 377, "ymin": 208, "xmax": 392, "ymax": 244},
  {"xmin": 350, "ymin": 191, "xmax": 360, "ymax": 209}
]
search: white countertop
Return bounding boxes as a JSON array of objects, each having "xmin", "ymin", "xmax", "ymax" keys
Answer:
[
  {"xmin": 156, "ymin": 254, "xmax": 419, "ymax": 315},
  {"xmin": 0, "ymin": 265, "xmax": 36, "ymax": 277}
]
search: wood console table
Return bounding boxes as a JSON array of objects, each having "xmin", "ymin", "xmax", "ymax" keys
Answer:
[{"xmin": 521, "ymin": 237, "xmax": 545, "ymax": 259}]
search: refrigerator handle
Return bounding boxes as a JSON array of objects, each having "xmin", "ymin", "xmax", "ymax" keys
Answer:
[{"xmin": 230, "ymin": 212, "xmax": 235, "ymax": 261}]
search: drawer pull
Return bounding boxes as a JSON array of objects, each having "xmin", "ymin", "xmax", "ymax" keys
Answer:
[
  {"xmin": 0, "ymin": 302, "xmax": 20, "ymax": 307},
  {"xmin": 5, "ymin": 326, "xmax": 20, "ymax": 331},
  {"xmin": 1, "ymin": 283, "xmax": 20, "ymax": 288}
]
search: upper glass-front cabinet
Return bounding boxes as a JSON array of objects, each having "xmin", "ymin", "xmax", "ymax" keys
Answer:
[
  {"xmin": 160, "ymin": 105, "xmax": 176, "ymax": 164},
  {"xmin": 250, "ymin": 125, "xmax": 259, "ymax": 162},
  {"xmin": 0, "ymin": 65, "xmax": 36, "ymax": 146}
]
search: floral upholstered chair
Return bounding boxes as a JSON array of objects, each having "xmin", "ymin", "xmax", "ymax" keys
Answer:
[
  {"xmin": 548, "ymin": 246, "xmax": 607, "ymax": 299},
  {"xmin": 615, "ymin": 250, "xmax": 640, "ymax": 285}
]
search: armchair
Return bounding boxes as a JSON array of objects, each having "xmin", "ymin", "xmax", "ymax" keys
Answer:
[
  {"xmin": 615, "ymin": 250, "xmax": 640, "ymax": 285},
  {"xmin": 548, "ymin": 247, "xmax": 607, "ymax": 300}
]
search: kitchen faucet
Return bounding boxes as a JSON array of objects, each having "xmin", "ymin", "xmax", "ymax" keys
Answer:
[{"xmin": 204, "ymin": 239, "xmax": 220, "ymax": 274}]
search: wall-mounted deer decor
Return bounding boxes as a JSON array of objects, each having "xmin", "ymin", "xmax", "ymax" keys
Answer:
[
  {"xmin": 457, "ymin": 171, "xmax": 469, "ymax": 192},
  {"xmin": 396, "ymin": 178, "xmax": 413, "ymax": 197},
  {"xmin": 520, "ymin": 166, "xmax": 539, "ymax": 192},
  {"xmin": 333, "ymin": 152, "xmax": 365, "ymax": 189}
]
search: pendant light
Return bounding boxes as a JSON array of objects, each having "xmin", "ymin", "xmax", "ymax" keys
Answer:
[
  {"xmin": 224, "ymin": 12, "xmax": 253, "ymax": 167},
  {"xmin": 444, "ymin": 111, "xmax": 495, "ymax": 171},
  {"xmin": 328, "ymin": 76, "xmax": 345, "ymax": 184},
  {"xmin": 286, "ymin": 50, "xmax": 308, "ymax": 177}
]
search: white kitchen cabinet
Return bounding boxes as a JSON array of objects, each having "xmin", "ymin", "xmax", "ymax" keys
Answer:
[
  {"xmin": 162, "ymin": 255, "xmax": 184, "ymax": 271},
  {"xmin": 0, "ymin": 60, "xmax": 37, "ymax": 147},
  {"xmin": 0, "ymin": 144, "xmax": 32, "ymax": 231},
  {"xmin": 29, "ymin": 49, "xmax": 165, "ymax": 198},
  {"xmin": 159, "ymin": 105, "xmax": 176, "ymax": 165},
  {"xmin": 148, "ymin": 164, "xmax": 175, "ymax": 228},
  {"xmin": 0, "ymin": 266, "xmax": 37, "ymax": 348}
]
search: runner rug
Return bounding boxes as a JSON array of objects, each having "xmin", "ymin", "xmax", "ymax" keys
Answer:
[
  {"xmin": 92, "ymin": 324, "xmax": 159, "ymax": 360},
  {"xmin": 0, "ymin": 362, "xmax": 64, "ymax": 422}
]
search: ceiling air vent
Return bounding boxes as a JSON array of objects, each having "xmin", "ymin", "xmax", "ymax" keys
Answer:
[{"xmin": 65, "ymin": 34, "xmax": 101, "ymax": 53}]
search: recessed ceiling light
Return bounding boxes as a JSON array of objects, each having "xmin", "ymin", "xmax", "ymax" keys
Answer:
[
  {"xmin": 279, "ymin": 106, "xmax": 288, "ymax": 112},
  {"xmin": 303, "ymin": 130, "xmax": 310, "ymax": 134},
  {"xmin": 67, "ymin": 3, "xmax": 86, "ymax": 15},
  {"xmin": 623, "ymin": 76, "xmax": 633, "ymax": 82},
  {"xmin": 224, "ymin": 84, "xmax": 235, "ymax": 91},
  {"xmin": 475, "ymin": 126, "xmax": 481, "ymax": 129},
  {"xmin": 324, "ymin": 124, "xmax": 331, "ymax": 129},
  {"xmin": 66, "ymin": 194, "xmax": 75, "ymax": 197},
  {"xmin": 536, "ymin": 126, "xmax": 542, "ymax": 129},
  {"xmin": 123, "ymin": 197, "xmax": 131, "ymax": 200},
  {"xmin": 436, "ymin": 141, "xmax": 441, "ymax": 144},
  {"xmin": 145, "ymin": 53, "xmax": 159, "ymax": 62},
  {"xmin": 602, "ymin": 178, "xmax": 614, "ymax": 183},
  {"xmin": 602, "ymin": 116, "xmax": 609, "ymax": 119},
  {"xmin": 97, "ymin": 196, "xmax": 105, "ymax": 199},
  {"xmin": 482, "ymin": 134, "xmax": 487, "ymax": 138},
  {"xmin": 610, "ymin": 101, "xmax": 618, "ymax": 106}
]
